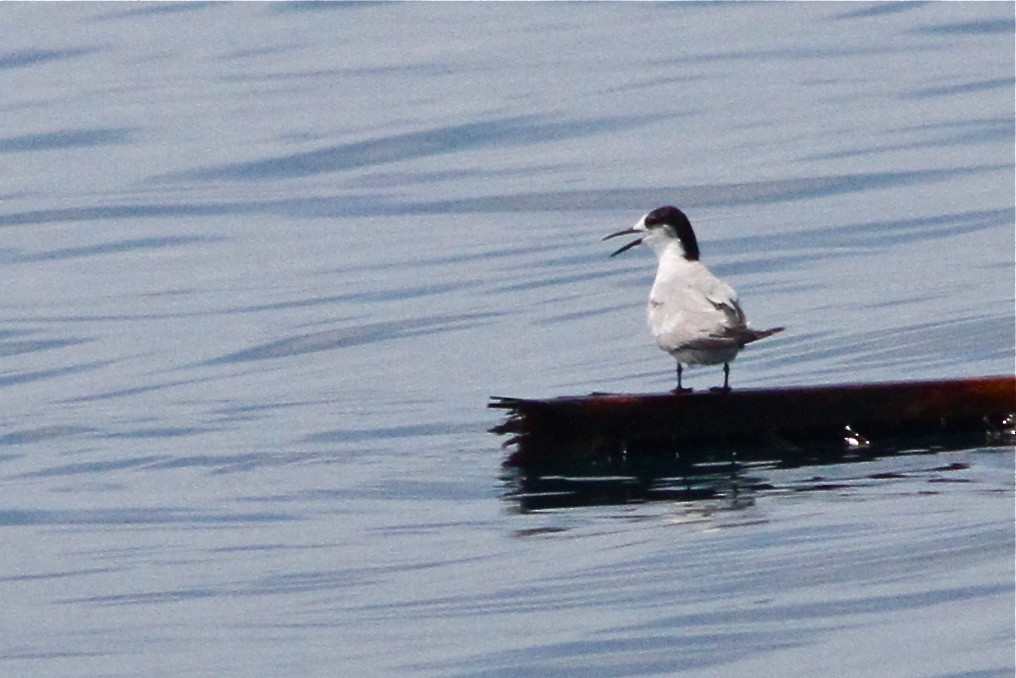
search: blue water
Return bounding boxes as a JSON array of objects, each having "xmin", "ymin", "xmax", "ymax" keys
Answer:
[{"xmin": 1, "ymin": 3, "xmax": 1013, "ymax": 676}]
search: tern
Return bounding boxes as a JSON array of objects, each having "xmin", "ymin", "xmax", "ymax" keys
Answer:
[{"xmin": 604, "ymin": 205, "xmax": 783, "ymax": 392}]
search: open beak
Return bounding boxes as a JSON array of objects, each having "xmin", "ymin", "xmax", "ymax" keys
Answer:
[{"xmin": 602, "ymin": 228, "xmax": 643, "ymax": 257}]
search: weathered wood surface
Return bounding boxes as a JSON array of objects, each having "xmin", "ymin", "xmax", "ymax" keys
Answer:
[{"xmin": 491, "ymin": 375, "xmax": 1015, "ymax": 466}]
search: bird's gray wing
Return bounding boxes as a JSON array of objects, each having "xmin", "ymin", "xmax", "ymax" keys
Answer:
[
  {"xmin": 680, "ymin": 335, "xmax": 740, "ymax": 351},
  {"xmin": 702, "ymin": 322, "xmax": 781, "ymax": 348},
  {"xmin": 708, "ymin": 296, "xmax": 747, "ymax": 328}
]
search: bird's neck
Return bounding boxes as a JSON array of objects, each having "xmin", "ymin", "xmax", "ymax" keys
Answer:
[{"xmin": 652, "ymin": 241, "xmax": 696, "ymax": 281}]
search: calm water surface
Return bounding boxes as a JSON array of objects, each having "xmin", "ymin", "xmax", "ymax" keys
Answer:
[{"xmin": 1, "ymin": 3, "xmax": 1013, "ymax": 676}]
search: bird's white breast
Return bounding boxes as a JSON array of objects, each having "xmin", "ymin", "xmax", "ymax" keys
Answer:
[{"xmin": 645, "ymin": 245, "xmax": 744, "ymax": 365}]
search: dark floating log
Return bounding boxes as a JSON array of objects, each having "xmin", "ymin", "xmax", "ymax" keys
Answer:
[{"xmin": 490, "ymin": 375, "xmax": 1015, "ymax": 467}]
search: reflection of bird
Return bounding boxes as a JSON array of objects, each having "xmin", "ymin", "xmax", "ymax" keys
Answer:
[{"xmin": 604, "ymin": 206, "xmax": 783, "ymax": 392}]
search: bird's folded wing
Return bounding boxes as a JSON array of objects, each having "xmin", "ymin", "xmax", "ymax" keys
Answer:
[
  {"xmin": 707, "ymin": 297, "xmax": 747, "ymax": 327},
  {"xmin": 674, "ymin": 323, "xmax": 775, "ymax": 351},
  {"xmin": 681, "ymin": 335, "xmax": 740, "ymax": 351},
  {"xmin": 688, "ymin": 324, "xmax": 767, "ymax": 349}
]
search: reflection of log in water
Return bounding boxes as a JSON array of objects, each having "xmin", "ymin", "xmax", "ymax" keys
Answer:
[
  {"xmin": 501, "ymin": 453, "xmax": 985, "ymax": 513},
  {"xmin": 502, "ymin": 457, "xmax": 754, "ymax": 513},
  {"xmin": 490, "ymin": 376, "xmax": 1015, "ymax": 468}
]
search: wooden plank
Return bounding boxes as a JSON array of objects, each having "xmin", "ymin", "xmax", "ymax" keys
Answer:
[{"xmin": 490, "ymin": 375, "xmax": 1016, "ymax": 466}]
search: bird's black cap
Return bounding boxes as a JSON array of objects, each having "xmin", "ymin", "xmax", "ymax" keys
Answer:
[{"xmin": 644, "ymin": 206, "xmax": 700, "ymax": 261}]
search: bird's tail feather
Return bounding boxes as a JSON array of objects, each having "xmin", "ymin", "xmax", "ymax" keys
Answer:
[{"xmin": 742, "ymin": 326, "xmax": 784, "ymax": 344}]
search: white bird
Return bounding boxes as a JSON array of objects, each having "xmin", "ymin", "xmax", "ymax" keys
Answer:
[{"xmin": 604, "ymin": 205, "xmax": 783, "ymax": 392}]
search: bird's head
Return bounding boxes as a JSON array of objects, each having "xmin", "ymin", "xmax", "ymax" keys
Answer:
[{"xmin": 603, "ymin": 205, "xmax": 700, "ymax": 261}]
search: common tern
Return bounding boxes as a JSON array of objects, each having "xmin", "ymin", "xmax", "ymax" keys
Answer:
[{"xmin": 604, "ymin": 205, "xmax": 783, "ymax": 392}]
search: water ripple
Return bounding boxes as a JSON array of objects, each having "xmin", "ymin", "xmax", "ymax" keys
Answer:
[
  {"xmin": 198, "ymin": 312, "xmax": 499, "ymax": 365},
  {"xmin": 1, "ymin": 235, "xmax": 222, "ymax": 263},
  {"xmin": 0, "ymin": 507, "xmax": 293, "ymax": 527},
  {"xmin": 0, "ymin": 47, "xmax": 103, "ymax": 70},
  {"xmin": 158, "ymin": 113, "xmax": 665, "ymax": 182},
  {"xmin": 0, "ymin": 166, "xmax": 1002, "ymax": 228},
  {"xmin": 0, "ymin": 128, "xmax": 136, "ymax": 153}
]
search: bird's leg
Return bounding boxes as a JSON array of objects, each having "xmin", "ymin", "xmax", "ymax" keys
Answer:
[
  {"xmin": 710, "ymin": 363, "xmax": 731, "ymax": 393},
  {"xmin": 672, "ymin": 363, "xmax": 691, "ymax": 394}
]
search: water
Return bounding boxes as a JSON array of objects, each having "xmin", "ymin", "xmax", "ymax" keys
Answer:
[{"xmin": 1, "ymin": 3, "xmax": 1013, "ymax": 676}]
